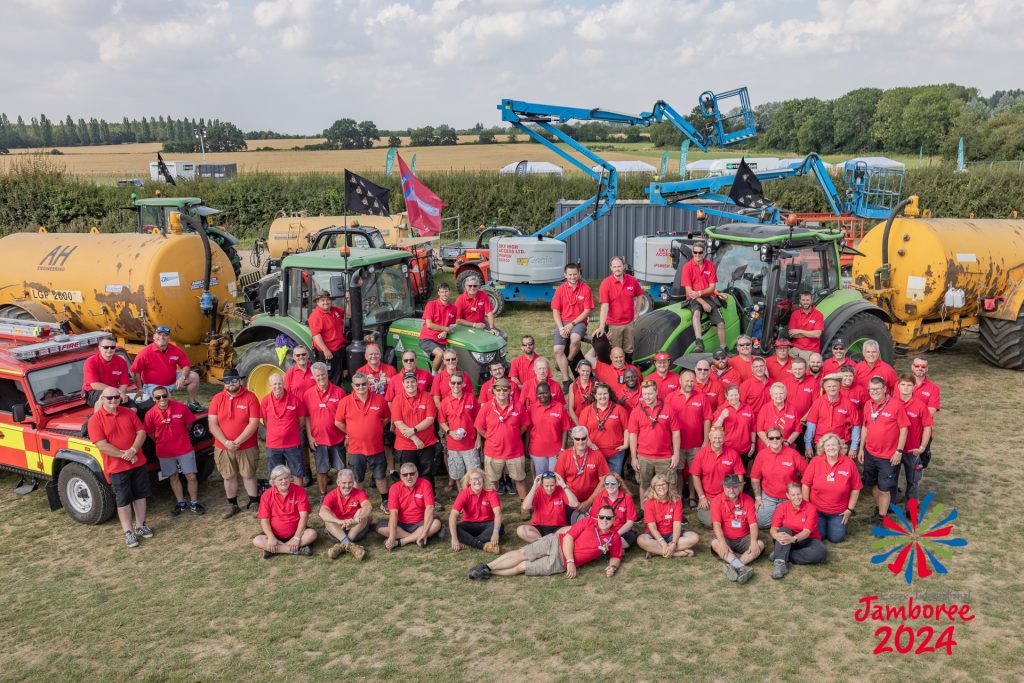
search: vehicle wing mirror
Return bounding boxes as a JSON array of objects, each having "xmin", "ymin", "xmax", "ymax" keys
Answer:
[
  {"xmin": 12, "ymin": 403, "xmax": 27, "ymax": 423},
  {"xmin": 785, "ymin": 263, "xmax": 803, "ymax": 294},
  {"xmin": 329, "ymin": 275, "xmax": 347, "ymax": 298}
]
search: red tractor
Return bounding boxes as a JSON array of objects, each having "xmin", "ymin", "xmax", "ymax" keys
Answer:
[{"xmin": 452, "ymin": 226, "xmax": 523, "ymax": 296}]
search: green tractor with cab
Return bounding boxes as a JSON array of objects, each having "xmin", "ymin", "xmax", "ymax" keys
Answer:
[
  {"xmin": 632, "ymin": 222, "xmax": 894, "ymax": 366},
  {"xmin": 234, "ymin": 248, "xmax": 506, "ymax": 397}
]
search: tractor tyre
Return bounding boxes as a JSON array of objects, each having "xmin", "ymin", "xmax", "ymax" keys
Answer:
[
  {"xmin": 482, "ymin": 286, "xmax": 504, "ymax": 317},
  {"xmin": 827, "ymin": 312, "xmax": 894, "ymax": 364},
  {"xmin": 237, "ymin": 339, "xmax": 292, "ymax": 399},
  {"xmin": 636, "ymin": 293, "xmax": 655, "ymax": 318},
  {"xmin": 979, "ymin": 309, "xmax": 1024, "ymax": 370},
  {"xmin": 456, "ymin": 269, "xmax": 482, "ymax": 294}
]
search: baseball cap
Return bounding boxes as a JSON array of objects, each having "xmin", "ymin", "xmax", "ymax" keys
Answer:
[
  {"xmin": 654, "ymin": 352, "xmax": 671, "ymax": 361},
  {"xmin": 402, "ymin": 370, "xmax": 418, "ymax": 380},
  {"xmin": 711, "ymin": 349, "xmax": 728, "ymax": 360},
  {"xmin": 775, "ymin": 337, "xmax": 793, "ymax": 348},
  {"xmin": 822, "ymin": 372, "xmax": 844, "ymax": 384},
  {"xmin": 831, "ymin": 337, "xmax": 847, "ymax": 349},
  {"xmin": 221, "ymin": 368, "xmax": 241, "ymax": 382},
  {"xmin": 723, "ymin": 474, "xmax": 743, "ymax": 488},
  {"xmin": 155, "ymin": 325, "xmax": 171, "ymax": 334}
]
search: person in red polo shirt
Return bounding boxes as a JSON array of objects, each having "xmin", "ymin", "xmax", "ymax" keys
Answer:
[
  {"xmin": 666, "ymin": 369, "xmax": 713, "ymax": 502},
  {"xmin": 783, "ymin": 356, "xmax": 819, "ymax": 421},
  {"xmin": 555, "ymin": 425, "xmax": 609, "ymax": 517},
  {"xmin": 521, "ymin": 357, "xmax": 565, "ymax": 410},
  {"xmin": 526, "ymin": 383, "xmax": 571, "ymax": 475},
  {"xmin": 302, "ymin": 363, "xmax": 347, "ymax": 498},
  {"xmin": 839, "ymin": 364, "xmax": 868, "ymax": 413},
  {"xmin": 357, "ymin": 343, "xmax": 397, "ymax": 399},
  {"xmin": 740, "ymin": 357, "xmax": 771, "ymax": 417},
  {"xmin": 388, "ymin": 351, "xmax": 432, "ymax": 400},
  {"xmin": 680, "ymin": 243, "xmax": 725, "ymax": 353},
  {"xmin": 144, "ymin": 388, "xmax": 205, "ymax": 517},
  {"xmin": 854, "ymin": 339, "xmax": 898, "ymax": 395},
  {"xmin": 808, "ymin": 352, "xmax": 824, "ymax": 383},
  {"xmin": 438, "ymin": 371, "xmax": 481, "ymax": 490},
  {"xmin": 766, "ymin": 337, "xmax": 794, "ymax": 381},
  {"xmin": 551, "ymin": 262, "xmax": 594, "ymax": 382},
  {"xmin": 594, "ymin": 256, "xmax": 643, "ymax": 357},
  {"xmin": 787, "ymin": 291, "xmax": 824, "ymax": 361},
  {"xmin": 479, "ymin": 360, "xmax": 520, "ymax": 406},
  {"xmin": 131, "ymin": 325, "xmax": 201, "ymax": 410},
  {"xmin": 728, "ymin": 335, "xmax": 756, "ymax": 382},
  {"xmin": 308, "ymin": 292, "xmax": 348, "ymax": 386},
  {"xmin": 567, "ymin": 359, "xmax": 596, "ymax": 422},
  {"xmin": 804, "ymin": 373, "xmax": 860, "ymax": 458},
  {"xmin": 261, "ymin": 373, "xmax": 308, "ymax": 486},
  {"xmin": 589, "ymin": 346, "xmax": 639, "ymax": 398},
  {"xmin": 690, "ymin": 426, "xmax": 745, "ymax": 527},
  {"xmin": 803, "ymin": 433, "xmax": 862, "ymax": 543},
  {"xmin": 751, "ymin": 426, "xmax": 807, "ymax": 529},
  {"xmin": 618, "ymin": 368, "xmax": 642, "ymax": 410},
  {"xmin": 518, "ymin": 472, "xmax": 578, "ymax": 543},
  {"xmin": 693, "ymin": 359, "xmax": 724, "ymax": 409},
  {"xmin": 208, "ymin": 368, "xmax": 262, "ymax": 519},
  {"xmin": 253, "ymin": 465, "xmax": 316, "ymax": 558},
  {"xmin": 449, "ymin": 467, "xmax": 503, "ymax": 554},
  {"xmin": 391, "ymin": 370, "xmax": 439, "ymax": 492},
  {"xmin": 336, "ymin": 372, "xmax": 391, "ymax": 507},
  {"xmin": 431, "ymin": 349, "xmax": 474, "ymax": 409},
  {"xmin": 420, "ymin": 283, "xmax": 457, "ymax": 372},
  {"xmin": 897, "ymin": 374, "xmax": 934, "ymax": 503},
  {"xmin": 454, "ymin": 275, "xmax": 501, "ymax": 336},
  {"xmin": 284, "ymin": 345, "xmax": 316, "ymax": 399},
  {"xmin": 910, "ymin": 355, "xmax": 940, "ymax": 481},
  {"xmin": 710, "ymin": 474, "xmax": 763, "ymax": 584},
  {"xmin": 90, "ymin": 388, "xmax": 150, "ymax": 548},
  {"xmin": 648, "ymin": 352, "xmax": 680, "ymax": 398},
  {"xmin": 858, "ymin": 376, "xmax": 909, "ymax": 525},
  {"xmin": 376, "ymin": 463, "xmax": 442, "ymax": 549},
  {"xmin": 712, "ymin": 385, "xmax": 756, "ymax": 462},
  {"xmin": 628, "ymin": 380, "xmax": 680, "ymax": 498},
  {"xmin": 588, "ymin": 473, "xmax": 638, "ymax": 548},
  {"xmin": 637, "ymin": 474, "xmax": 699, "ymax": 559},
  {"xmin": 769, "ymin": 481, "xmax": 827, "ymax": 579},
  {"xmin": 470, "ymin": 506, "xmax": 623, "ymax": 580},
  {"xmin": 82, "ymin": 335, "xmax": 130, "ymax": 408},
  {"xmin": 474, "ymin": 378, "xmax": 531, "ymax": 500},
  {"xmin": 756, "ymin": 383, "xmax": 801, "ymax": 448},
  {"xmin": 710, "ymin": 349, "xmax": 741, "ymax": 389},
  {"xmin": 509, "ymin": 336, "xmax": 544, "ymax": 388},
  {"xmin": 822, "ymin": 337, "xmax": 855, "ymax": 377},
  {"xmin": 578, "ymin": 383, "xmax": 630, "ymax": 475},
  {"xmin": 320, "ymin": 468, "xmax": 371, "ymax": 561}
]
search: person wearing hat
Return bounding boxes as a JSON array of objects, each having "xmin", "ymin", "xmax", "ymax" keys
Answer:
[
  {"xmin": 822, "ymin": 337, "xmax": 856, "ymax": 377},
  {"xmin": 710, "ymin": 348, "xmax": 741, "ymax": 388},
  {"xmin": 769, "ymin": 481, "xmax": 827, "ymax": 579},
  {"xmin": 420, "ymin": 283, "xmax": 457, "ymax": 373},
  {"xmin": 766, "ymin": 337, "xmax": 794, "ymax": 382},
  {"xmin": 308, "ymin": 291, "xmax": 347, "ymax": 386},
  {"xmin": 474, "ymin": 378, "xmax": 531, "ymax": 501},
  {"xmin": 787, "ymin": 290, "xmax": 824, "ymax": 362},
  {"xmin": 566, "ymin": 358, "xmax": 596, "ymax": 423},
  {"xmin": 479, "ymin": 360, "xmax": 520, "ymax": 406},
  {"xmin": 207, "ymin": 368, "xmax": 262, "ymax": 518},
  {"xmin": 551, "ymin": 262, "xmax": 594, "ymax": 383},
  {"xmin": 710, "ymin": 473, "xmax": 763, "ymax": 584},
  {"xmin": 648, "ymin": 352, "xmax": 680, "ymax": 398},
  {"xmin": 130, "ymin": 324, "xmax": 202, "ymax": 411},
  {"xmin": 679, "ymin": 242, "xmax": 726, "ymax": 353},
  {"xmin": 804, "ymin": 373, "xmax": 861, "ymax": 458}
]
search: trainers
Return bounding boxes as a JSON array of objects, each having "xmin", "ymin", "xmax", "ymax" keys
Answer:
[
  {"xmin": 771, "ymin": 559, "xmax": 788, "ymax": 580},
  {"xmin": 468, "ymin": 563, "xmax": 490, "ymax": 580},
  {"xmin": 694, "ymin": 339, "xmax": 705, "ymax": 353},
  {"xmin": 736, "ymin": 565, "xmax": 754, "ymax": 584},
  {"xmin": 327, "ymin": 543, "xmax": 346, "ymax": 560},
  {"xmin": 124, "ymin": 530, "xmax": 140, "ymax": 548},
  {"xmin": 483, "ymin": 541, "xmax": 501, "ymax": 555},
  {"xmin": 496, "ymin": 480, "xmax": 507, "ymax": 495},
  {"xmin": 437, "ymin": 526, "xmax": 447, "ymax": 540},
  {"xmin": 379, "ymin": 500, "xmax": 389, "ymax": 514},
  {"xmin": 136, "ymin": 522, "xmax": 154, "ymax": 539},
  {"xmin": 868, "ymin": 513, "xmax": 884, "ymax": 525},
  {"xmin": 262, "ymin": 549, "xmax": 274, "ymax": 560},
  {"xmin": 186, "ymin": 401, "xmax": 204, "ymax": 412},
  {"xmin": 294, "ymin": 546, "xmax": 312, "ymax": 556},
  {"xmin": 171, "ymin": 501, "xmax": 186, "ymax": 517},
  {"xmin": 247, "ymin": 498, "xmax": 260, "ymax": 512},
  {"xmin": 722, "ymin": 563, "xmax": 739, "ymax": 582},
  {"xmin": 348, "ymin": 544, "xmax": 366, "ymax": 561},
  {"xmin": 222, "ymin": 503, "xmax": 241, "ymax": 519},
  {"xmin": 190, "ymin": 501, "xmax": 206, "ymax": 516}
]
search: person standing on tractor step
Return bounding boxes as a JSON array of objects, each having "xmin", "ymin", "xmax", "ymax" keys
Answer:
[
  {"xmin": 420, "ymin": 283, "xmax": 457, "ymax": 373},
  {"xmin": 455, "ymin": 275, "xmax": 501, "ymax": 336},
  {"xmin": 90, "ymin": 389, "xmax": 151, "ymax": 548},
  {"xmin": 594, "ymin": 256, "xmax": 643, "ymax": 357},
  {"xmin": 131, "ymin": 325, "xmax": 202, "ymax": 411},
  {"xmin": 308, "ymin": 291, "xmax": 348, "ymax": 386},
  {"xmin": 261, "ymin": 373, "xmax": 308, "ymax": 487},
  {"xmin": 82, "ymin": 335, "xmax": 130, "ymax": 408},
  {"xmin": 207, "ymin": 368, "xmax": 262, "ymax": 519},
  {"xmin": 680, "ymin": 243, "xmax": 725, "ymax": 353},
  {"xmin": 144, "ymin": 388, "xmax": 205, "ymax": 517},
  {"xmin": 787, "ymin": 291, "xmax": 824, "ymax": 362},
  {"xmin": 551, "ymin": 263, "xmax": 594, "ymax": 383},
  {"xmin": 303, "ymin": 362, "xmax": 348, "ymax": 500}
]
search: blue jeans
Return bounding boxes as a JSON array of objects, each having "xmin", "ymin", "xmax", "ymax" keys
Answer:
[
  {"xmin": 267, "ymin": 446, "xmax": 305, "ymax": 477},
  {"xmin": 606, "ymin": 450, "xmax": 626, "ymax": 476},
  {"xmin": 817, "ymin": 511, "xmax": 848, "ymax": 543},
  {"xmin": 530, "ymin": 455, "xmax": 557, "ymax": 476},
  {"xmin": 756, "ymin": 493, "xmax": 786, "ymax": 529}
]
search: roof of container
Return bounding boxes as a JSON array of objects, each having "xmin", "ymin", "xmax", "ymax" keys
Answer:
[{"xmin": 281, "ymin": 247, "xmax": 407, "ymax": 270}]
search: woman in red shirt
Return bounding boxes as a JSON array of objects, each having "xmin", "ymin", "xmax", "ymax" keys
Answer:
[
  {"xmin": 769, "ymin": 481, "xmax": 828, "ymax": 579},
  {"xmin": 517, "ymin": 472, "xmax": 578, "ymax": 544},
  {"xmin": 567, "ymin": 359, "xmax": 597, "ymax": 423},
  {"xmin": 636, "ymin": 474, "xmax": 699, "ymax": 559},
  {"xmin": 713, "ymin": 385, "xmax": 756, "ymax": 462},
  {"xmin": 449, "ymin": 468, "xmax": 503, "ymax": 554},
  {"xmin": 802, "ymin": 433, "xmax": 863, "ymax": 543},
  {"xmin": 577, "ymin": 383, "xmax": 630, "ymax": 475},
  {"xmin": 587, "ymin": 473, "xmax": 637, "ymax": 548}
]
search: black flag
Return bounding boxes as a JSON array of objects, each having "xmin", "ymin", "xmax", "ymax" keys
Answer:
[
  {"xmin": 344, "ymin": 170, "xmax": 391, "ymax": 216},
  {"xmin": 156, "ymin": 152, "xmax": 176, "ymax": 185},
  {"xmin": 728, "ymin": 157, "xmax": 771, "ymax": 208}
]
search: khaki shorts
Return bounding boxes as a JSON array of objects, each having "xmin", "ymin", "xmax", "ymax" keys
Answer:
[
  {"xmin": 484, "ymin": 455, "xmax": 527, "ymax": 483},
  {"xmin": 679, "ymin": 447, "xmax": 699, "ymax": 469},
  {"xmin": 789, "ymin": 347, "xmax": 816, "ymax": 363},
  {"xmin": 523, "ymin": 533, "xmax": 566, "ymax": 576},
  {"xmin": 215, "ymin": 446, "xmax": 259, "ymax": 479},
  {"xmin": 606, "ymin": 324, "xmax": 635, "ymax": 354},
  {"xmin": 637, "ymin": 455, "xmax": 676, "ymax": 493}
]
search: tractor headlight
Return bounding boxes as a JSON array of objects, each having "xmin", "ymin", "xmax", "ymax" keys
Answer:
[{"xmin": 471, "ymin": 351, "xmax": 497, "ymax": 365}]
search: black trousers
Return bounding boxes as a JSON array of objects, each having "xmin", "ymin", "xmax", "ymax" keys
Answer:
[
  {"xmin": 771, "ymin": 526, "xmax": 828, "ymax": 564},
  {"xmin": 397, "ymin": 446, "xmax": 435, "ymax": 490},
  {"xmin": 456, "ymin": 521, "xmax": 501, "ymax": 549}
]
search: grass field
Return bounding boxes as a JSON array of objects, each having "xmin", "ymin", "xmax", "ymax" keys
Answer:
[{"xmin": 0, "ymin": 275, "xmax": 1020, "ymax": 681}]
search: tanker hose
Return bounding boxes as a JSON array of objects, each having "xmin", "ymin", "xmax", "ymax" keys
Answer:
[
  {"xmin": 195, "ymin": 222, "xmax": 216, "ymax": 336},
  {"xmin": 881, "ymin": 197, "xmax": 914, "ymax": 267}
]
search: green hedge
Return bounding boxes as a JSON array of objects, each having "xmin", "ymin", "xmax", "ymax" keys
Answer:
[{"xmin": 2, "ymin": 157, "xmax": 1023, "ymax": 239}]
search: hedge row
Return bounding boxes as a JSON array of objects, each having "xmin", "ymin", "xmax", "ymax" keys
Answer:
[{"xmin": 2, "ymin": 157, "xmax": 1023, "ymax": 240}]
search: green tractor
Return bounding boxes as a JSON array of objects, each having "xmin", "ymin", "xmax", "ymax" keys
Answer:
[
  {"xmin": 632, "ymin": 222, "xmax": 895, "ymax": 366},
  {"xmin": 118, "ymin": 196, "xmax": 242, "ymax": 278},
  {"xmin": 234, "ymin": 248, "xmax": 506, "ymax": 397}
]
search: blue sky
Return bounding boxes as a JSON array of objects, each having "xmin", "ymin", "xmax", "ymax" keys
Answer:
[{"xmin": 2, "ymin": 0, "xmax": 1021, "ymax": 133}]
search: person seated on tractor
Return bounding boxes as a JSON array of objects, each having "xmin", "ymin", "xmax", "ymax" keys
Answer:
[
  {"xmin": 420, "ymin": 283, "xmax": 457, "ymax": 373},
  {"xmin": 454, "ymin": 275, "xmax": 503, "ymax": 338},
  {"xmin": 253, "ymin": 465, "xmax": 317, "ymax": 558},
  {"xmin": 308, "ymin": 291, "xmax": 348, "ymax": 386},
  {"xmin": 680, "ymin": 243, "xmax": 725, "ymax": 353}
]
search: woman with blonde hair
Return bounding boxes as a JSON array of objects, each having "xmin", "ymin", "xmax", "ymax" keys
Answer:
[
  {"xmin": 801, "ymin": 433, "xmax": 863, "ymax": 543},
  {"xmin": 636, "ymin": 474, "xmax": 699, "ymax": 559},
  {"xmin": 449, "ymin": 468, "xmax": 503, "ymax": 554},
  {"xmin": 587, "ymin": 472, "xmax": 638, "ymax": 548}
]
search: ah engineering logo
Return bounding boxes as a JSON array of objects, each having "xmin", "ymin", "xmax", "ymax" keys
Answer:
[{"xmin": 870, "ymin": 492, "xmax": 968, "ymax": 584}]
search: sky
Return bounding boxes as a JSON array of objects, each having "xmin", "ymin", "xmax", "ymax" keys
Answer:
[{"xmin": 2, "ymin": 0, "xmax": 1022, "ymax": 134}]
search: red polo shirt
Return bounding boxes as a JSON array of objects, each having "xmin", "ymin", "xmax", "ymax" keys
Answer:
[
  {"xmin": 390, "ymin": 390, "xmax": 438, "ymax": 450},
  {"xmin": 479, "ymin": 377, "xmax": 520, "ymax": 406},
  {"xmin": 578, "ymin": 402, "xmax": 629, "ymax": 458},
  {"xmin": 431, "ymin": 368, "xmax": 474, "ymax": 401},
  {"xmin": 595, "ymin": 361, "xmax": 640, "ymax": 396},
  {"xmin": 771, "ymin": 500, "xmax": 820, "ymax": 538},
  {"xmin": 208, "ymin": 387, "xmax": 261, "ymax": 450},
  {"xmin": 88, "ymin": 406, "xmax": 145, "ymax": 476},
  {"xmin": 131, "ymin": 342, "xmax": 190, "ymax": 386},
  {"xmin": 527, "ymin": 401, "xmax": 572, "ymax": 456},
  {"xmin": 598, "ymin": 273, "xmax": 642, "ymax": 326},
  {"xmin": 694, "ymin": 375, "xmax": 724, "ymax": 409},
  {"xmin": 740, "ymin": 375, "xmax": 771, "ymax": 416},
  {"xmin": 143, "ymin": 399, "xmax": 195, "ymax": 458},
  {"xmin": 357, "ymin": 362, "xmax": 397, "ymax": 397},
  {"xmin": 554, "ymin": 447, "xmax": 609, "ymax": 501},
  {"xmin": 260, "ymin": 391, "xmax": 306, "ymax": 449},
  {"xmin": 691, "ymin": 445, "xmax": 744, "ymax": 498},
  {"xmin": 258, "ymin": 483, "xmax": 310, "ymax": 539},
  {"xmin": 452, "ymin": 487, "xmax": 500, "ymax": 523},
  {"xmin": 766, "ymin": 355, "xmax": 792, "ymax": 382},
  {"xmin": 680, "ymin": 258, "xmax": 718, "ymax": 293},
  {"xmin": 667, "ymin": 390, "xmax": 712, "ymax": 449},
  {"xmin": 322, "ymin": 487, "xmax": 369, "ymax": 521},
  {"xmin": 82, "ymin": 352, "xmax": 130, "ymax": 392},
  {"xmin": 750, "ymin": 445, "xmax": 806, "ymax": 498},
  {"xmin": 454, "ymin": 290, "xmax": 493, "ymax": 324},
  {"xmin": 899, "ymin": 395, "xmax": 934, "ymax": 451},
  {"xmin": 854, "ymin": 359, "xmax": 898, "ymax": 395},
  {"xmin": 284, "ymin": 364, "xmax": 315, "ymax": 399},
  {"xmin": 385, "ymin": 368, "xmax": 431, "ymax": 401},
  {"xmin": 521, "ymin": 376, "xmax": 565, "ymax": 409},
  {"xmin": 627, "ymin": 401, "xmax": 679, "ymax": 458},
  {"xmin": 729, "ymin": 355, "xmax": 755, "ymax": 382},
  {"xmin": 784, "ymin": 373, "xmax": 820, "ymax": 418},
  {"xmin": 439, "ymin": 392, "xmax": 479, "ymax": 451},
  {"xmin": 336, "ymin": 392, "xmax": 389, "ymax": 455},
  {"xmin": 474, "ymin": 399, "xmax": 529, "ymax": 459},
  {"xmin": 805, "ymin": 394, "xmax": 859, "ymax": 445},
  {"xmin": 756, "ymin": 401, "xmax": 801, "ymax": 443},
  {"xmin": 302, "ymin": 383, "xmax": 347, "ymax": 446},
  {"xmin": 788, "ymin": 306, "xmax": 824, "ymax": 352},
  {"xmin": 712, "ymin": 364, "xmax": 741, "ymax": 389},
  {"xmin": 711, "ymin": 491, "xmax": 757, "ymax": 540},
  {"xmin": 560, "ymin": 516, "xmax": 624, "ymax": 566},
  {"xmin": 713, "ymin": 402, "xmax": 756, "ymax": 455},
  {"xmin": 308, "ymin": 305, "xmax": 347, "ymax": 352},
  {"xmin": 531, "ymin": 486, "xmax": 570, "ymax": 526},
  {"xmin": 822, "ymin": 356, "xmax": 856, "ymax": 377},
  {"xmin": 509, "ymin": 353, "xmax": 544, "ymax": 385},
  {"xmin": 569, "ymin": 378, "xmax": 596, "ymax": 411},
  {"xmin": 387, "ymin": 477, "xmax": 434, "ymax": 524},
  {"xmin": 590, "ymin": 489, "xmax": 637, "ymax": 528},
  {"xmin": 802, "ymin": 454, "xmax": 862, "ymax": 514},
  {"xmin": 862, "ymin": 398, "xmax": 910, "ymax": 457},
  {"xmin": 618, "ymin": 387, "xmax": 641, "ymax": 411},
  {"xmin": 912, "ymin": 378, "xmax": 941, "ymax": 412},
  {"xmin": 551, "ymin": 280, "xmax": 594, "ymax": 323},
  {"xmin": 840, "ymin": 383, "xmax": 869, "ymax": 413},
  {"xmin": 419, "ymin": 299, "xmax": 456, "ymax": 343},
  {"xmin": 644, "ymin": 497, "xmax": 683, "ymax": 536},
  {"xmin": 648, "ymin": 370, "xmax": 680, "ymax": 398}
]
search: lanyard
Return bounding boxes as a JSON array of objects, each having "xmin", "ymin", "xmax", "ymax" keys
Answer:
[
  {"xmin": 575, "ymin": 378, "xmax": 594, "ymax": 404},
  {"xmin": 869, "ymin": 397, "xmax": 889, "ymax": 423},
  {"xmin": 594, "ymin": 526, "xmax": 611, "ymax": 555},
  {"xmin": 572, "ymin": 449, "xmax": 588, "ymax": 476},
  {"xmin": 493, "ymin": 400, "xmax": 514, "ymax": 424},
  {"xmin": 640, "ymin": 401, "xmax": 663, "ymax": 428},
  {"xmin": 593, "ymin": 404, "xmax": 613, "ymax": 431}
]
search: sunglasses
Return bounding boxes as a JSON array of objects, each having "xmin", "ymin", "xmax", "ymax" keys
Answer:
[
  {"xmin": 152, "ymin": 394, "xmax": 169, "ymax": 400},
  {"xmin": 572, "ymin": 436, "xmax": 587, "ymax": 441},
  {"xmin": 155, "ymin": 326, "xmax": 170, "ymax": 334},
  {"xmin": 912, "ymin": 364, "xmax": 928, "ymax": 369},
  {"xmin": 521, "ymin": 342, "xmax": 534, "ymax": 347},
  {"xmin": 403, "ymin": 358, "xmax": 417, "ymax": 363},
  {"xmin": 401, "ymin": 472, "xmax": 417, "ymax": 478},
  {"xmin": 293, "ymin": 353, "xmax": 308, "ymax": 358},
  {"xmin": 465, "ymin": 284, "xmax": 479, "ymax": 289},
  {"xmin": 767, "ymin": 436, "xmax": 782, "ymax": 441},
  {"xmin": 737, "ymin": 342, "xmax": 752, "ymax": 347},
  {"xmin": 493, "ymin": 388, "xmax": 510, "ymax": 393},
  {"xmin": 100, "ymin": 345, "xmax": 116, "ymax": 350},
  {"xmin": 691, "ymin": 250, "xmax": 704, "ymax": 255},
  {"xmin": 603, "ymin": 481, "xmax": 618, "ymax": 487},
  {"xmin": 444, "ymin": 358, "xmax": 458, "ymax": 362},
  {"xmin": 102, "ymin": 396, "xmax": 120, "ymax": 401},
  {"xmin": 450, "ymin": 381, "xmax": 464, "ymax": 385},
  {"xmin": 597, "ymin": 515, "xmax": 615, "ymax": 521},
  {"xmin": 352, "ymin": 383, "xmax": 367, "ymax": 388}
]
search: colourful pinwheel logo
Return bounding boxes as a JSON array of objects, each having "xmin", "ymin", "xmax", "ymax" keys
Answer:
[{"xmin": 870, "ymin": 492, "xmax": 968, "ymax": 584}]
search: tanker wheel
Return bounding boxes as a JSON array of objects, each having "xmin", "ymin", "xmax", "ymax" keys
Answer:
[
  {"xmin": 482, "ymin": 286, "xmax": 504, "ymax": 317},
  {"xmin": 57, "ymin": 463, "xmax": 115, "ymax": 525},
  {"xmin": 237, "ymin": 340, "xmax": 292, "ymax": 400},
  {"xmin": 209, "ymin": 235, "xmax": 243, "ymax": 279},
  {"xmin": 828, "ymin": 312, "xmax": 894, "ymax": 364},
  {"xmin": 636, "ymin": 293, "xmax": 655, "ymax": 318},
  {"xmin": 456, "ymin": 269, "xmax": 481, "ymax": 294},
  {"xmin": 0, "ymin": 305, "xmax": 34, "ymax": 321},
  {"xmin": 979, "ymin": 310, "xmax": 1024, "ymax": 370}
]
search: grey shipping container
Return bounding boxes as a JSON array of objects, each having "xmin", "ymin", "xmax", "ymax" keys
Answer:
[{"xmin": 198, "ymin": 163, "xmax": 238, "ymax": 180}]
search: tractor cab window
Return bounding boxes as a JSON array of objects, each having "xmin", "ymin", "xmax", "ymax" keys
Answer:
[
  {"xmin": 713, "ymin": 243, "xmax": 769, "ymax": 314},
  {"xmin": 361, "ymin": 263, "xmax": 415, "ymax": 326},
  {"xmin": 319, "ymin": 233, "xmax": 376, "ymax": 251},
  {"xmin": 28, "ymin": 359, "xmax": 87, "ymax": 407},
  {"xmin": 287, "ymin": 268, "xmax": 309, "ymax": 320},
  {"xmin": 139, "ymin": 205, "xmax": 167, "ymax": 230},
  {"xmin": 775, "ymin": 245, "xmax": 833, "ymax": 303}
]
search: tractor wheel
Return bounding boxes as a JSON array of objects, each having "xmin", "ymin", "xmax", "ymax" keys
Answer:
[
  {"xmin": 210, "ymin": 234, "xmax": 243, "ymax": 279},
  {"xmin": 237, "ymin": 339, "xmax": 292, "ymax": 399},
  {"xmin": 828, "ymin": 312, "xmax": 894, "ymax": 363},
  {"xmin": 482, "ymin": 286, "xmax": 504, "ymax": 317},
  {"xmin": 456, "ymin": 269, "xmax": 482, "ymax": 294},
  {"xmin": 57, "ymin": 463, "xmax": 116, "ymax": 525},
  {"xmin": 636, "ymin": 293, "xmax": 655, "ymax": 318},
  {"xmin": 979, "ymin": 310, "xmax": 1024, "ymax": 370}
]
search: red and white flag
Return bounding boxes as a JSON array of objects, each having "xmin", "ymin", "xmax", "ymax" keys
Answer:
[{"xmin": 397, "ymin": 153, "xmax": 446, "ymax": 236}]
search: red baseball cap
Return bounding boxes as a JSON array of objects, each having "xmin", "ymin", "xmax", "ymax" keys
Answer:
[{"xmin": 654, "ymin": 352, "xmax": 671, "ymax": 361}]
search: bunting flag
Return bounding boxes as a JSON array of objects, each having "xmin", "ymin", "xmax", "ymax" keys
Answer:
[
  {"xmin": 728, "ymin": 157, "xmax": 772, "ymax": 208},
  {"xmin": 385, "ymin": 146, "xmax": 397, "ymax": 176},
  {"xmin": 397, "ymin": 153, "xmax": 446, "ymax": 236},
  {"xmin": 344, "ymin": 170, "xmax": 391, "ymax": 216},
  {"xmin": 659, "ymin": 151, "xmax": 669, "ymax": 177},
  {"xmin": 679, "ymin": 140, "xmax": 690, "ymax": 177},
  {"xmin": 411, "ymin": 154, "xmax": 417, "ymax": 174},
  {"xmin": 156, "ymin": 152, "xmax": 176, "ymax": 185}
]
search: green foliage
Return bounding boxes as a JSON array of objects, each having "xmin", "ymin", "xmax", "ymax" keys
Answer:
[
  {"xmin": 831, "ymin": 88, "xmax": 882, "ymax": 152},
  {"xmin": 387, "ymin": 135, "xmax": 402, "ymax": 148},
  {"xmin": 408, "ymin": 125, "xmax": 458, "ymax": 146},
  {"xmin": 322, "ymin": 118, "xmax": 379, "ymax": 149}
]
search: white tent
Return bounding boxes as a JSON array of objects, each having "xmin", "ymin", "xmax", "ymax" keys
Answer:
[
  {"xmin": 591, "ymin": 160, "xmax": 657, "ymax": 174},
  {"xmin": 686, "ymin": 159, "xmax": 716, "ymax": 173},
  {"xmin": 707, "ymin": 157, "xmax": 781, "ymax": 176},
  {"xmin": 499, "ymin": 161, "xmax": 564, "ymax": 175},
  {"xmin": 778, "ymin": 157, "xmax": 836, "ymax": 172},
  {"xmin": 842, "ymin": 156, "xmax": 905, "ymax": 171}
]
